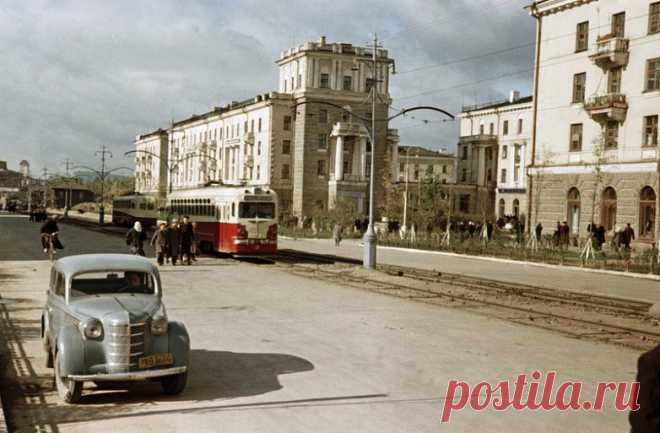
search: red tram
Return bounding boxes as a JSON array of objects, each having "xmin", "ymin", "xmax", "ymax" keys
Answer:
[{"xmin": 164, "ymin": 186, "xmax": 277, "ymax": 255}]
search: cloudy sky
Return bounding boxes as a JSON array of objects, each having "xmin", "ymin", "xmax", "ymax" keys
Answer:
[{"xmin": 0, "ymin": 0, "xmax": 535, "ymax": 175}]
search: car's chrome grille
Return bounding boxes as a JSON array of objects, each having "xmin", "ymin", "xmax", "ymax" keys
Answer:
[{"xmin": 107, "ymin": 322, "xmax": 146, "ymax": 372}]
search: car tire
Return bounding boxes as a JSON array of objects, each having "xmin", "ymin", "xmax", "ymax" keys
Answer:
[
  {"xmin": 160, "ymin": 372, "xmax": 187, "ymax": 395},
  {"xmin": 54, "ymin": 352, "xmax": 83, "ymax": 403},
  {"xmin": 45, "ymin": 347, "xmax": 53, "ymax": 369}
]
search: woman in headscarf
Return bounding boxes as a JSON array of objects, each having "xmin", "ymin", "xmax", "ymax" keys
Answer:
[{"xmin": 126, "ymin": 221, "xmax": 147, "ymax": 256}]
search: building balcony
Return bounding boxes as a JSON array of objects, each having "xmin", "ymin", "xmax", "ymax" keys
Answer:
[
  {"xmin": 459, "ymin": 134, "xmax": 498, "ymax": 145},
  {"xmin": 584, "ymin": 93, "xmax": 628, "ymax": 123},
  {"xmin": 590, "ymin": 35, "xmax": 629, "ymax": 69},
  {"xmin": 329, "ymin": 173, "xmax": 367, "ymax": 183}
]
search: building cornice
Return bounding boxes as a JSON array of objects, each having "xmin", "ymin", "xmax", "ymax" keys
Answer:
[{"xmin": 528, "ymin": 0, "xmax": 597, "ymax": 17}]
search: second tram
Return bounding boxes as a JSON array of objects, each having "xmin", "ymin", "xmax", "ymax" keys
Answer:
[{"xmin": 111, "ymin": 195, "xmax": 158, "ymax": 228}]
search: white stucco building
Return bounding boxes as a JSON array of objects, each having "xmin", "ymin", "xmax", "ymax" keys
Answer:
[
  {"xmin": 456, "ymin": 92, "xmax": 533, "ymax": 219},
  {"xmin": 528, "ymin": 0, "xmax": 660, "ymax": 242}
]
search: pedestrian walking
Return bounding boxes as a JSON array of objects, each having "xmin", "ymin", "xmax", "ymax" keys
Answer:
[
  {"xmin": 166, "ymin": 219, "xmax": 181, "ymax": 265},
  {"xmin": 180, "ymin": 216, "xmax": 195, "ymax": 265},
  {"xmin": 332, "ymin": 223, "xmax": 343, "ymax": 247},
  {"xmin": 126, "ymin": 221, "xmax": 146, "ymax": 256},
  {"xmin": 623, "ymin": 223, "xmax": 636, "ymax": 250},
  {"xmin": 191, "ymin": 222, "xmax": 199, "ymax": 262},
  {"xmin": 151, "ymin": 222, "xmax": 168, "ymax": 265}
]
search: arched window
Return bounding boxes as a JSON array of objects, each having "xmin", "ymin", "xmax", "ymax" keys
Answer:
[
  {"xmin": 567, "ymin": 188, "xmax": 581, "ymax": 235},
  {"xmin": 640, "ymin": 186, "xmax": 656, "ymax": 239},
  {"xmin": 601, "ymin": 187, "xmax": 617, "ymax": 231},
  {"xmin": 498, "ymin": 199, "xmax": 505, "ymax": 218},
  {"xmin": 512, "ymin": 199, "xmax": 520, "ymax": 218}
]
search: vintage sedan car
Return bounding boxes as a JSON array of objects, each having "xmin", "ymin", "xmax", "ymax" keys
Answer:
[{"xmin": 41, "ymin": 254, "xmax": 190, "ymax": 403}]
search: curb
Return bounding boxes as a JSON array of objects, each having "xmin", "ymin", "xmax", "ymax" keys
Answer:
[{"xmin": 279, "ymin": 236, "xmax": 660, "ymax": 282}]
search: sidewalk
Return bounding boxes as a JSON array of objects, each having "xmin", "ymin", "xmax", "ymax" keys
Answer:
[{"xmin": 280, "ymin": 237, "xmax": 660, "ymax": 304}]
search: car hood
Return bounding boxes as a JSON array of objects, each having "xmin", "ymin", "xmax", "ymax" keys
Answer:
[{"xmin": 69, "ymin": 295, "xmax": 161, "ymax": 322}]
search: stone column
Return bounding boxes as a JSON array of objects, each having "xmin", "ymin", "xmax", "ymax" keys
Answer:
[
  {"xmin": 335, "ymin": 135, "xmax": 344, "ymax": 181},
  {"xmin": 359, "ymin": 137, "xmax": 367, "ymax": 179}
]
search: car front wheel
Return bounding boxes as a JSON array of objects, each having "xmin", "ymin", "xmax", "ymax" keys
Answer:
[
  {"xmin": 160, "ymin": 372, "xmax": 187, "ymax": 395},
  {"xmin": 54, "ymin": 352, "xmax": 83, "ymax": 403}
]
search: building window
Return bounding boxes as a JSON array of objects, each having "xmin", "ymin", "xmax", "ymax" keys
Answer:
[
  {"xmin": 502, "ymin": 145, "xmax": 508, "ymax": 159},
  {"xmin": 459, "ymin": 194, "xmax": 470, "ymax": 213},
  {"xmin": 503, "ymin": 120, "xmax": 509, "ymax": 135},
  {"xmin": 258, "ymin": 118, "xmax": 262, "ymax": 132},
  {"xmin": 343, "ymin": 76, "xmax": 352, "ymax": 91},
  {"xmin": 282, "ymin": 140, "xmax": 291, "ymax": 155},
  {"xmin": 365, "ymin": 78, "xmax": 376, "ymax": 93},
  {"xmin": 318, "ymin": 134, "xmax": 327, "ymax": 150},
  {"xmin": 281, "ymin": 164, "xmax": 290, "ymax": 180},
  {"xmin": 283, "ymin": 116, "xmax": 292, "ymax": 131},
  {"xmin": 567, "ymin": 188, "xmax": 581, "ymax": 235},
  {"xmin": 646, "ymin": 58, "xmax": 660, "ymax": 91},
  {"xmin": 650, "ymin": 2, "xmax": 660, "ymax": 35},
  {"xmin": 517, "ymin": 118, "xmax": 523, "ymax": 134},
  {"xmin": 256, "ymin": 165, "xmax": 260, "ymax": 179},
  {"xmin": 570, "ymin": 123, "xmax": 583, "ymax": 152},
  {"xmin": 576, "ymin": 21, "xmax": 589, "ymax": 52},
  {"xmin": 644, "ymin": 115, "xmax": 659, "ymax": 147},
  {"xmin": 461, "ymin": 169, "xmax": 467, "ymax": 182},
  {"xmin": 319, "ymin": 109, "xmax": 328, "ymax": 123},
  {"xmin": 486, "ymin": 147, "xmax": 493, "ymax": 161},
  {"xmin": 479, "ymin": 124, "xmax": 484, "ymax": 135},
  {"xmin": 399, "ymin": 163, "xmax": 405, "ymax": 177},
  {"xmin": 572, "ymin": 73, "xmax": 586, "ymax": 103},
  {"xmin": 498, "ymin": 199, "xmax": 506, "ymax": 217},
  {"xmin": 489, "ymin": 123, "xmax": 494, "ymax": 135},
  {"xmin": 414, "ymin": 164, "xmax": 419, "ymax": 180},
  {"xmin": 514, "ymin": 145, "xmax": 521, "ymax": 163},
  {"xmin": 257, "ymin": 141, "xmax": 261, "ymax": 156},
  {"xmin": 605, "ymin": 121, "xmax": 619, "ymax": 149},
  {"xmin": 244, "ymin": 121, "xmax": 248, "ymax": 134},
  {"xmin": 320, "ymin": 73, "xmax": 330, "ymax": 89},
  {"xmin": 612, "ymin": 12, "xmax": 625, "ymax": 37},
  {"xmin": 512, "ymin": 199, "xmax": 520, "ymax": 218},
  {"xmin": 514, "ymin": 166, "xmax": 520, "ymax": 182},
  {"xmin": 317, "ymin": 160, "xmax": 326, "ymax": 176},
  {"xmin": 501, "ymin": 169, "xmax": 507, "ymax": 183},
  {"xmin": 640, "ymin": 186, "xmax": 657, "ymax": 239},
  {"xmin": 462, "ymin": 146, "xmax": 468, "ymax": 160},
  {"xmin": 601, "ymin": 187, "xmax": 617, "ymax": 231},
  {"xmin": 442, "ymin": 165, "xmax": 447, "ymax": 174},
  {"xmin": 297, "ymin": 74, "xmax": 302, "ymax": 89},
  {"xmin": 487, "ymin": 168, "xmax": 492, "ymax": 182},
  {"xmin": 608, "ymin": 68, "xmax": 622, "ymax": 94}
]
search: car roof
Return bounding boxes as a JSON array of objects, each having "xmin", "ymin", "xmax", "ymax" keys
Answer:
[{"xmin": 53, "ymin": 254, "xmax": 158, "ymax": 276}]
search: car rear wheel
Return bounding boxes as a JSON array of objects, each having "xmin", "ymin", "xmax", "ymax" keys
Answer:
[
  {"xmin": 160, "ymin": 372, "xmax": 187, "ymax": 395},
  {"xmin": 54, "ymin": 352, "xmax": 82, "ymax": 403}
]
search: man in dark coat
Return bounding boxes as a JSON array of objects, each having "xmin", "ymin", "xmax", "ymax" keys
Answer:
[
  {"xmin": 535, "ymin": 222, "xmax": 543, "ymax": 240},
  {"xmin": 125, "ymin": 221, "xmax": 146, "ymax": 256},
  {"xmin": 40, "ymin": 215, "xmax": 64, "ymax": 252},
  {"xmin": 151, "ymin": 222, "xmax": 168, "ymax": 266},
  {"xmin": 595, "ymin": 224, "xmax": 606, "ymax": 250},
  {"xmin": 166, "ymin": 219, "xmax": 181, "ymax": 265},
  {"xmin": 623, "ymin": 223, "xmax": 636, "ymax": 250},
  {"xmin": 179, "ymin": 216, "xmax": 195, "ymax": 265},
  {"xmin": 630, "ymin": 304, "xmax": 660, "ymax": 432}
]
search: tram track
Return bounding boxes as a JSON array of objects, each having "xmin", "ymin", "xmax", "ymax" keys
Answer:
[{"xmin": 271, "ymin": 249, "xmax": 660, "ymax": 351}]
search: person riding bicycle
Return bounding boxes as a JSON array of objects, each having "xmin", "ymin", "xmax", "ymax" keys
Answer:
[{"xmin": 40, "ymin": 215, "xmax": 64, "ymax": 254}]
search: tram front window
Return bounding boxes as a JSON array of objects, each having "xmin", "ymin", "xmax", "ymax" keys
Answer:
[{"xmin": 239, "ymin": 202, "xmax": 275, "ymax": 219}]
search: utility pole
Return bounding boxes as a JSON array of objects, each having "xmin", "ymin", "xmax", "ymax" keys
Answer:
[
  {"xmin": 363, "ymin": 33, "xmax": 381, "ymax": 269},
  {"xmin": 95, "ymin": 145, "xmax": 112, "ymax": 225},
  {"xmin": 41, "ymin": 167, "xmax": 49, "ymax": 208},
  {"xmin": 62, "ymin": 158, "xmax": 74, "ymax": 213},
  {"xmin": 402, "ymin": 146, "xmax": 410, "ymax": 236}
]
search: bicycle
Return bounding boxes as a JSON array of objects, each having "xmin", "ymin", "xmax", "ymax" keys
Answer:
[{"xmin": 41, "ymin": 233, "xmax": 57, "ymax": 262}]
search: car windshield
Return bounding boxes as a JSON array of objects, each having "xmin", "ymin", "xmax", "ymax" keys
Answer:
[
  {"xmin": 70, "ymin": 271, "xmax": 156, "ymax": 297},
  {"xmin": 239, "ymin": 202, "xmax": 275, "ymax": 219}
]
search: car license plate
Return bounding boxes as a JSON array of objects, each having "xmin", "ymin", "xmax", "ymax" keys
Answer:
[{"xmin": 138, "ymin": 353, "xmax": 173, "ymax": 369}]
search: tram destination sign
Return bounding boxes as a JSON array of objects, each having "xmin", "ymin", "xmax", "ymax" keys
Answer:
[{"xmin": 244, "ymin": 195, "xmax": 274, "ymax": 202}]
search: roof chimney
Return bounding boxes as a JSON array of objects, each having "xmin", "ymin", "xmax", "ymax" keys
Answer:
[
  {"xmin": 319, "ymin": 36, "xmax": 326, "ymax": 46},
  {"xmin": 509, "ymin": 90, "xmax": 520, "ymax": 103}
]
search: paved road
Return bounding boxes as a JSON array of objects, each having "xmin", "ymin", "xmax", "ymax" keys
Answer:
[
  {"xmin": 280, "ymin": 237, "xmax": 660, "ymax": 303},
  {"xmin": 0, "ymin": 215, "xmax": 153, "ymax": 260},
  {"xmin": 0, "ymin": 217, "xmax": 644, "ymax": 432}
]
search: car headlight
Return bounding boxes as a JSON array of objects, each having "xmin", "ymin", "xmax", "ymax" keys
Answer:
[
  {"xmin": 151, "ymin": 316, "xmax": 168, "ymax": 336},
  {"xmin": 82, "ymin": 319, "xmax": 104, "ymax": 340}
]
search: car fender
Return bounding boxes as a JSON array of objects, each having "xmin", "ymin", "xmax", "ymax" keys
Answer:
[
  {"xmin": 167, "ymin": 321, "xmax": 190, "ymax": 368},
  {"xmin": 55, "ymin": 324, "xmax": 86, "ymax": 377}
]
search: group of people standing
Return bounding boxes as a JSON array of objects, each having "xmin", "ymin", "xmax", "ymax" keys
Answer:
[{"xmin": 125, "ymin": 216, "xmax": 198, "ymax": 266}]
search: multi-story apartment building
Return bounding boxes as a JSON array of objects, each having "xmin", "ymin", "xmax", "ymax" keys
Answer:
[
  {"xmin": 528, "ymin": 0, "xmax": 660, "ymax": 242},
  {"xmin": 395, "ymin": 145, "xmax": 456, "ymax": 184},
  {"xmin": 134, "ymin": 37, "xmax": 398, "ymax": 219},
  {"xmin": 134, "ymin": 129, "xmax": 168, "ymax": 199},
  {"xmin": 456, "ymin": 92, "xmax": 532, "ymax": 219}
]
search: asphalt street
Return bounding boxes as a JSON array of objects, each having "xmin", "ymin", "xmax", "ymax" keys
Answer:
[{"xmin": 0, "ymin": 216, "xmax": 644, "ymax": 432}]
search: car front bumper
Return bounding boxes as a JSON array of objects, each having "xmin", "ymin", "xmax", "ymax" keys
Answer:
[{"xmin": 67, "ymin": 366, "xmax": 187, "ymax": 382}]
